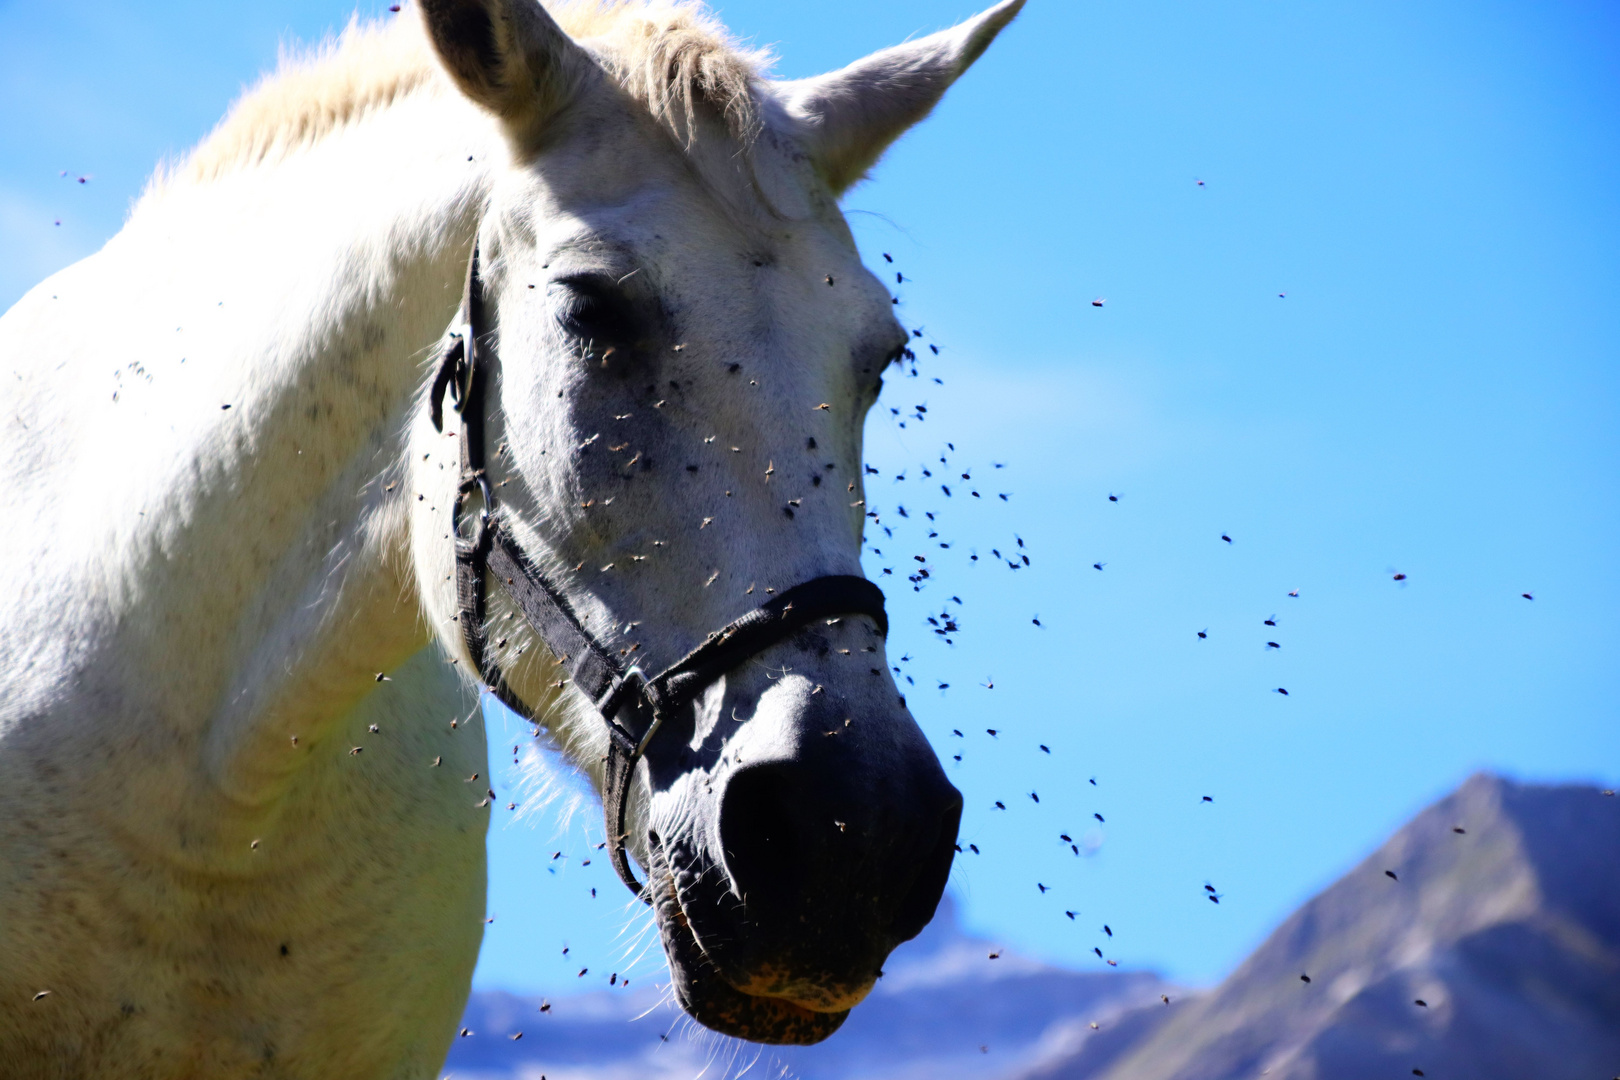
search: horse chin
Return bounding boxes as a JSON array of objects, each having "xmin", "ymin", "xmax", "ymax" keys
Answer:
[
  {"xmin": 657, "ymin": 901, "xmax": 851, "ymax": 1045},
  {"xmin": 649, "ymin": 845, "xmax": 851, "ymax": 1045}
]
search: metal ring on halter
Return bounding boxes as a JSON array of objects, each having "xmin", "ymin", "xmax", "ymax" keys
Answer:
[
  {"xmin": 439, "ymin": 331, "xmax": 469, "ymax": 416},
  {"xmin": 634, "ymin": 717, "xmax": 665, "ymax": 759},
  {"xmin": 596, "ymin": 666, "xmax": 641, "ymax": 719},
  {"xmin": 453, "ymin": 325, "xmax": 475, "ymax": 403},
  {"xmin": 598, "ymin": 666, "xmax": 666, "ymax": 760},
  {"xmin": 450, "ymin": 474, "xmax": 496, "ymax": 572}
]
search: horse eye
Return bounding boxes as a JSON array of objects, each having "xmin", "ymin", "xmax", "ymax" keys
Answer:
[{"xmin": 554, "ymin": 276, "xmax": 636, "ymax": 343}]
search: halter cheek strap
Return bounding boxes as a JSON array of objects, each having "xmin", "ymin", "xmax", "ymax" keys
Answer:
[{"xmin": 431, "ymin": 243, "xmax": 888, "ymax": 903}]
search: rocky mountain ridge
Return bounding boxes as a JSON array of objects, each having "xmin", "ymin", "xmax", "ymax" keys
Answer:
[{"xmin": 1032, "ymin": 772, "xmax": 1620, "ymax": 1080}]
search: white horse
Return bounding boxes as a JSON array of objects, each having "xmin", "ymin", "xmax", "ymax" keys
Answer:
[{"xmin": 0, "ymin": 0, "xmax": 1023, "ymax": 1075}]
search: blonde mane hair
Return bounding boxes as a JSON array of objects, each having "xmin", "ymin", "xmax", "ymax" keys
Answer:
[{"xmin": 171, "ymin": 0, "xmax": 772, "ymax": 188}]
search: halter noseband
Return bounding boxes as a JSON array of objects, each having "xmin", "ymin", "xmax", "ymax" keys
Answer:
[{"xmin": 430, "ymin": 243, "xmax": 889, "ymax": 903}]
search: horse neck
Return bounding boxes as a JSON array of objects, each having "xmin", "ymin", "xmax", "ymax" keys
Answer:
[{"xmin": 15, "ymin": 88, "xmax": 501, "ymax": 800}]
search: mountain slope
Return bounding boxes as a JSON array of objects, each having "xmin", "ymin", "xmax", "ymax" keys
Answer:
[{"xmin": 1025, "ymin": 773, "xmax": 1620, "ymax": 1080}]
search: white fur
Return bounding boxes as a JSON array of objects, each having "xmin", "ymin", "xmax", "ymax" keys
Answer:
[{"xmin": 0, "ymin": 1, "xmax": 1022, "ymax": 1075}]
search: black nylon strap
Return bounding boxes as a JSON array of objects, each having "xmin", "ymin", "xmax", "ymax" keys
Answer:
[
  {"xmin": 432, "ymin": 241, "xmax": 888, "ymax": 903},
  {"xmin": 486, "ymin": 524, "xmax": 621, "ymax": 706},
  {"xmin": 644, "ymin": 575, "xmax": 888, "ymax": 717}
]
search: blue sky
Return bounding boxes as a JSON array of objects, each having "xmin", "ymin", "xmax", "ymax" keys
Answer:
[{"xmin": 3, "ymin": 0, "xmax": 1615, "ymax": 994}]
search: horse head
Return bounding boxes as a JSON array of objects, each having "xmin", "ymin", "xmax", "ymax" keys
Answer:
[{"xmin": 407, "ymin": 0, "xmax": 1023, "ymax": 1045}]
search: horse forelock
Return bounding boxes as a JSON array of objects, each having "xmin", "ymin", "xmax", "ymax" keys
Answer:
[
  {"xmin": 583, "ymin": 1, "xmax": 772, "ymax": 151},
  {"xmin": 153, "ymin": 1, "xmax": 774, "ymax": 198}
]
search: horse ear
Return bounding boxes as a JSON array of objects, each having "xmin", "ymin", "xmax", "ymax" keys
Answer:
[
  {"xmin": 776, "ymin": 0, "xmax": 1025, "ymax": 194},
  {"xmin": 419, "ymin": 0, "xmax": 590, "ymax": 127}
]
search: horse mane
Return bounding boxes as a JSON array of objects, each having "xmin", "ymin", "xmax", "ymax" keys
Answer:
[{"xmin": 163, "ymin": 1, "xmax": 773, "ymax": 190}]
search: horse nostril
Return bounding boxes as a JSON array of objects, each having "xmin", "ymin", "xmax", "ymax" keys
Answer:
[
  {"xmin": 717, "ymin": 764, "xmax": 960, "ymax": 946},
  {"xmin": 719, "ymin": 765, "xmax": 804, "ymax": 905},
  {"xmin": 887, "ymin": 793, "xmax": 962, "ymax": 943}
]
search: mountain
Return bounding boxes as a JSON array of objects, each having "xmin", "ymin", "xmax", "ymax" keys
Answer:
[
  {"xmin": 441, "ymin": 895, "xmax": 1173, "ymax": 1080},
  {"xmin": 442, "ymin": 774, "xmax": 1620, "ymax": 1080},
  {"xmin": 1022, "ymin": 773, "xmax": 1620, "ymax": 1080}
]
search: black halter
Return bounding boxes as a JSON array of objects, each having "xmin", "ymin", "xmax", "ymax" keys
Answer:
[{"xmin": 430, "ymin": 243, "xmax": 889, "ymax": 903}]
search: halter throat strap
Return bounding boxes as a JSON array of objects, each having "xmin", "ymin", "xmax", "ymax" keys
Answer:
[{"xmin": 430, "ymin": 243, "xmax": 888, "ymax": 903}]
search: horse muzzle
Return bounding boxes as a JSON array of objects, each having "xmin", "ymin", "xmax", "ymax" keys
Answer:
[{"xmin": 647, "ymin": 722, "xmax": 962, "ymax": 1044}]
